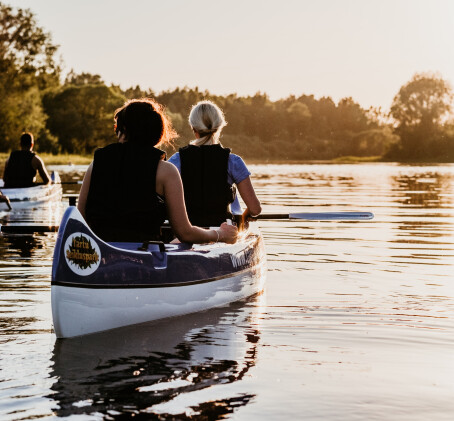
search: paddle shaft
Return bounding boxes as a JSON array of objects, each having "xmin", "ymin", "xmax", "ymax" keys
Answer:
[
  {"xmin": 33, "ymin": 181, "xmax": 82, "ymax": 185},
  {"xmin": 257, "ymin": 212, "xmax": 374, "ymax": 220}
]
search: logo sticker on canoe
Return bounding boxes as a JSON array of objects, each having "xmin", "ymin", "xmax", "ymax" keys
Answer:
[
  {"xmin": 231, "ymin": 248, "xmax": 254, "ymax": 268},
  {"xmin": 64, "ymin": 232, "xmax": 101, "ymax": 276}
]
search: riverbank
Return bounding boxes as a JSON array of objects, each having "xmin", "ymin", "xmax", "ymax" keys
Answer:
[
  {"xmin": 1, "ymin": 153, "xmax": 452, "ymax": 172},
  {"xmin": 0, "ymin": 153, "xmax": 93, "ymax": 166}
]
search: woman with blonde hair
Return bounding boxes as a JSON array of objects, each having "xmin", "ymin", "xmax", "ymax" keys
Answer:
[
  {"xmin": 168, "ymin": 100, "xmax": 261, "ymax": 227},
  {"xmin": 77, "ymin": 98, "xmax": 237, "ymax": 244}
]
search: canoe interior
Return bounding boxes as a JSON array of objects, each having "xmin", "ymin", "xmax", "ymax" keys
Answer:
[{"xmin": 52, "ymin": 206, "xmax": 265, "ymax": 288}]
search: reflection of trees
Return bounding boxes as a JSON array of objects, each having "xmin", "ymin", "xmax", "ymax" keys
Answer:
[
  {"xmin": 393, "ymin": 171, "xmax": 453, "ymax": 208},
  {"xmin": 391, "ymin": 170, "xmax": 454, "ymax": 243},
  {"xmin": 0, "ymin": 234, "xmax": 41, "ymax": 258},
  {"xmin": 49, "ymin": 297, "xmax": 262, "ymax": 419}
]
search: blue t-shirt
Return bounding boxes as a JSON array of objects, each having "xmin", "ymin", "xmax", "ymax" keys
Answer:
[{"xmin": 168, "ymin": 152, "xmax": 250, "ymax": 215}]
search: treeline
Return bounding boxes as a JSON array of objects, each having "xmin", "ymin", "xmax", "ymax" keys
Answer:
[
  {"xmin": 158, "ymin": 89, "xmax": 397, "ymax": 161},
  {"xmin": 1, "ymin": 3, "xmax": 454, "ymax": 162}
]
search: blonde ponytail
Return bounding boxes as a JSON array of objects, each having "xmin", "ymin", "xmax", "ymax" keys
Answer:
[{"xmin": 188, "ymin": 100, "xmax": 227, "ymax": 146}]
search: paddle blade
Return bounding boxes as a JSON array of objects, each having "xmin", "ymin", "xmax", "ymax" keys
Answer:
[
  {"xmin": 289, "ymin": 212, "xmax": 374, "ymax": 220},
  {"xmin": 257, "ymin": 212, "xmax": 374, "ymax": 220}
]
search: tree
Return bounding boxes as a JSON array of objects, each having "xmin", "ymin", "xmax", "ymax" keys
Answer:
[
  {"xmin": 123, "ymin": 85, "xmax": 155, "ymax": 99},
  {"xmin": 0, "ymin": 3, "xmax": 59, "ymax": 78},
  {"xmin": 64, "ymin": 70, "xmax": 103, "ymax": 86},
  {"xmin": 286, "ymin": 102, "xmax": 311, "ymax": 141},
  {"xmin": 390, "ymin": 73, "xmax": 454, "ymax": 159},
  {"xmin": 43, "ymin": 84, "xmax": 125, "ymax": 153},
  {"xmin": 0, "ymin": 3, "xmax": 60, "ymax": 151}
]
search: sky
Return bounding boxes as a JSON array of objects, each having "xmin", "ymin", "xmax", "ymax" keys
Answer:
[{"xmin": 7, "ymin": 0, "xmax": 454, "ymax": 111}]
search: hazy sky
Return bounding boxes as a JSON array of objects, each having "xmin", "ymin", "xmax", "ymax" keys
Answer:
[{"xmin": 7, "ymin": 0, "xmax": 454, "ymax": 110}]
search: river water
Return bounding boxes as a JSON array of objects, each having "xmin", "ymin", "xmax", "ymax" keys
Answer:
[{"xmin": 1, "ymin": 163, "xmax": 453, "ymax": 420}]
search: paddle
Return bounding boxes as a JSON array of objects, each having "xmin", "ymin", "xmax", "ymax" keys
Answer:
[
  {"xmin": 0, "ymin": 212, "xmax": 374, "ymax": 234},
  {"xmin": 58, "ymin": 181, "xmax": 83, "ymax": 185},
  {"xmin": 256, "ymin": 211, "xmax": 374, "ymax": 220},
  {"xmin": 34, "ymin": 181, "xmax": 82, "ymax": 185}
]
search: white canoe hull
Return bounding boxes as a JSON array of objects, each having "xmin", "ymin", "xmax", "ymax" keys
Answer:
[{"xmin": 51, "ymin": 264, "xmax": 266, "ymax": 338}]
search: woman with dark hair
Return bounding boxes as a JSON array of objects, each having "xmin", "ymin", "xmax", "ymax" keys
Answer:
[{"xmin": 77, "ymin": 98, "xmax": 237, "ymax": 244}]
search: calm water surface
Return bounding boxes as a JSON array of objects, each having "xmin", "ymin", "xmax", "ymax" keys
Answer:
[{"xmin": 1, "ymin": 163, "xmax": 453, "ymax": 420}]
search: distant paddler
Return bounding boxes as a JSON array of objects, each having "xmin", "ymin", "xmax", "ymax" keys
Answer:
[{"xmin": 2, "ymin": 132, "xmax": 51, "ymax": 188}]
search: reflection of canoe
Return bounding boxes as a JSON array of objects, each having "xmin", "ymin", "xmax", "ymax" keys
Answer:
[
  {"xmin": 0, "ymin": 172, "xmax": 62, "ymax": 207},
  {"xmin": 49, "ymin": 297, "xmax": 263, "ymax": 417},
  {"xmin": 51, "ymin": 206, "xmax": 267, "ymax": 338}
]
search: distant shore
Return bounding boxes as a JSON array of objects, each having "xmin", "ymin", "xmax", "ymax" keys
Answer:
[
  {"xmin": 0, "ymin": 153, "xmax": 93, "ymax": 168},
  {"xmin": 1, "ymin": 153, "xmax": 452, "ymax": 174}
]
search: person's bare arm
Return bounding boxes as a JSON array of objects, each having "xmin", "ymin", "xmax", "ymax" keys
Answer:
[
  {"xmin": 157, "ymin": 161, "xmax": 237, "ymax": 244},
  {"xmin": 77, "ymin": 162, "xmax": 93, "ymax": 219},
  {"xmin": 237, "ymin": 176, "xmax": 262, "ymax": 219},
  {"xmin": 32, "ymin": 156, "xmax": 51, "ymax": 184}
]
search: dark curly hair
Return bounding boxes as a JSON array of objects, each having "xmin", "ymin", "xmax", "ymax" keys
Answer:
[{"xmin": 114, "ymin": 98, "xmax": 177, "ymax": 147}]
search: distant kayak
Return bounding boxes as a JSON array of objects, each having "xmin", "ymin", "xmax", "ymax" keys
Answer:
[
  {"xmin": 0, "ymin": 172, "xmax": 62, "ymax": 208},
  {"xmin": 51, "ymin": 206, "xmax": 267, "ymax": 338}
]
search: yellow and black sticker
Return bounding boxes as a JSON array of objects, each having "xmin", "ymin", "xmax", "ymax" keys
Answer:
[{"xmin": 64, "ymin": 232, "xmax": 101, "ymax": 276}]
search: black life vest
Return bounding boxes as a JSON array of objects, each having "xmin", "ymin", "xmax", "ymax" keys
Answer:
[
  {"xmin": 85, "ymin": 142, "xmax": 167, "ymax": 242},
  {"xmin": 3, "ymin": 150, "xmax": 36, "ymax": 188},
  {"xmin": 180, "ymin": 144, "xmax": 235, "ymax": 227}
]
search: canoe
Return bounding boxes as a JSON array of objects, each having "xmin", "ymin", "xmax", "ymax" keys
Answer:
[
  {"xmin": 0, "ymin": 171, "xmax": 62, "ymax": 207},
  {"xmin": 51, "ymin": 206, "xmax": 267, "ymax": 338}
]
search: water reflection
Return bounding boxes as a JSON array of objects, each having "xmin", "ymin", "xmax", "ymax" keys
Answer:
[
  {"xmin": 393, "ymin": 171, "xmax": 454, "ymax": 208},
  {"xmin": 49, "ymin": 296, "xmax": 263, "ymax": 419},
  {"xmin": 0, "ymin": 200, "xmax": 63, "ymax": 230},
  {"xmin": 0, "ymin": 233, "xmax": 56, "ymax": 261},
  {"xmin": 0, "ymin": 234, "xmax": 42, "ymax": 258}
]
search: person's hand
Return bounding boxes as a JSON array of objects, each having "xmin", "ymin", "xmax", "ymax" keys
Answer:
[
  {"xmin": 238, "ymin": 208, "xmax": 259, "ymax": 231},
  {"xmin": 243, "ymin": 208, "xmax": 259, "ymax": 221},
  {"xmin": 218, "ymin": 222, "xmax": 238, "ymax": 244}
]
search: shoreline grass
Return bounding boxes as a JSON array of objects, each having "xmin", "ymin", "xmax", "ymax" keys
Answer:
[
  {"xmin": 1, "ymin": 153, "xmax": 452, "ymax": 170},
  {"xmin": 0, "ymin": 153, "xmax": 93, "ymax": 166}
]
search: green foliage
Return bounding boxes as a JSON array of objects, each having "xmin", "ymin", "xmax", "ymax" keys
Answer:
[
  {"xmin": 36, "ymin": 128, "xmax": 60, "ymax": 154},
  {"xmin": 123, "ymin": 85, "xmax": 155, "ymax": 99},
  {"xmin": 0, "ymin": 3, "xmax": 60, "ymax": 82},
  {"xmin": 156, "ymin": 88, "xmax": 390, "ymax": 161},
  {"xmin": 0, "ymin": 3, "xmax": 60, "ymax": 151},
  {"xmin": 389, "ymin": 73, "xmax": 454, "ymax": 160},
  {"xmin": 64, "ymin": 70, "xmax": 104, "ymax": 86},
  {"xmin": 43, "ymin": 83, "xmax": 125, "ymax": 153}
]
